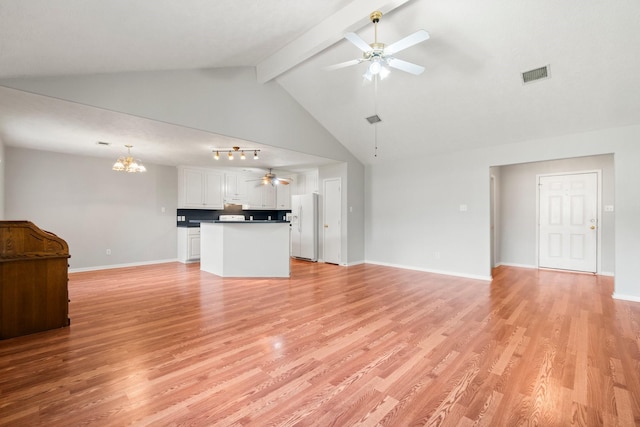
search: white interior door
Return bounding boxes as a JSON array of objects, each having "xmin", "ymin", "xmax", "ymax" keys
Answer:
[
  {"xmin": 538, "ymin": 172, "xmax": 598, "ymax": 272},
  {"xmin": 323, "ymin": 178, "xmax": 341, "ymax": 264}
]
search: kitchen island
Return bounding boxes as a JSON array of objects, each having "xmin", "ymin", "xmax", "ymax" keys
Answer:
[{"xmin": 200, "ymin": 221, "xmax": 290, "ymax": 277}]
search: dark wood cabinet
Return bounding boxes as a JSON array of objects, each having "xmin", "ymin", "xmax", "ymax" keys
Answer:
[{"xmin": 0, "ymin": 221, "xmax": 70, "ymax": 339}]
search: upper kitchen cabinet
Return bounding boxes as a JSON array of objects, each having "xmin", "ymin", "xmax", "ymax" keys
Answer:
[
  {"xmin": 178, "ymin": 166, "xmax": 224, "ymax": 209},
  {"xmin": 224, "ymin": 172, "xmax": 248, "ymax": 205},
  {"xmin": 276, "ymin": 184, "xmax": 291, "ymax": 210},
  {"xmin": 294, "ymin": 170, "xmax": 319, "ymax": 195},
  {"xmin": 246, "ymin": 180, "xmax": 276, "ymax": 210}
]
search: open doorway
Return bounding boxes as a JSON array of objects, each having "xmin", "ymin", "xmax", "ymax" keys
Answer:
[{"xmin": 490, "ymin": 154, "xmax": 614, "ymax": 276}]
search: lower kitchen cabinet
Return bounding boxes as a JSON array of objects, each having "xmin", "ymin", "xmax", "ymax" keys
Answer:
[{"xmin": 177, "ymin": 227, "xmax": 201, "ymax": 262}]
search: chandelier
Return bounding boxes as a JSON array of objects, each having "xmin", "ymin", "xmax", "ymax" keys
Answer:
[
  {"xmin": 213, "ymin": 146, "xmax": 260, "ymax": 161},
  {"xmin": 112, "ymin": 145, "xmax": 146, "ymax": 173}
]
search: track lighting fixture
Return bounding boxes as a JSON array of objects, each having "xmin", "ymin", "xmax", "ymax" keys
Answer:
[{"xmin": 211, "ymin": 146, "xmax": 261, "ymax": 161}]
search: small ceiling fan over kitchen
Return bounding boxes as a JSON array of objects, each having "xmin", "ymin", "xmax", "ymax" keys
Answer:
[
  {"xmin": 325, "ymin": 10, "xmax": 429, "ymax": 80},
  {"xmin": 253, "ymin": 169, "xmax": 293, "ymax": 186}
]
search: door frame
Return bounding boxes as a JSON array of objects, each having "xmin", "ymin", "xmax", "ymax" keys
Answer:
[
  {"xmin": 535, "ymin": 169, "xmax": 602, "ymax": 273},
  {"xmin": 490, "ymin": 174, "xmax": 497, "ymax": 270},
  {"xmin": 322, "ymin": 177, "xmax": 342, "ymax": 265}
]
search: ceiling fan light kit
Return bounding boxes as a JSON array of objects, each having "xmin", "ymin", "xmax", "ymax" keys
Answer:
[
  {"xmin": 326, "ymin": 10, "xmax": 429, "ymax": 81},
  {"xmin": 252, "ymin": 168, "xmax": 292, "ymax": 186}
]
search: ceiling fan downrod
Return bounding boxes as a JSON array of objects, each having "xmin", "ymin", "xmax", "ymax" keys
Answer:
[{"xmin": 369, "ymin": 11, "xmax": 384, "ymax": 53}]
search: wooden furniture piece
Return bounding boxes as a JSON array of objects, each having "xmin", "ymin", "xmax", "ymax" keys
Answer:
[{"xmin": 0, "ymin": 221, "xmax": 70, "ymax": 339}]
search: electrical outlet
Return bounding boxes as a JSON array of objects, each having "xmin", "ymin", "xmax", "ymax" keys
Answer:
[
  {"xmin": 106, "ymin": 249, "xmax": 111, "ymax": 255},
  {"xmin": 435, "ymin": 251, "xmax": 441, "ymax": 259}
]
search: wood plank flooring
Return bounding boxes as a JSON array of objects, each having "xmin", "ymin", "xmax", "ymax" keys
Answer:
[{"xmin": 1, "ymin": 261, "xmax": 639, "ymax": 426}]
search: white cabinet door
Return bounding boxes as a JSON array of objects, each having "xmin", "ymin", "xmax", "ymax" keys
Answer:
[
  {"xmin": 224, "ymin": 173, "xmax": 247, "ymax": 204},
  {"xmin": 276, "ymin": 184, "xmax": 291, "ymax": 209},
  {"xmin": 183, "ymin": 169, "xmax": 205, "ymax": 207},
  {"xmin": 188, "ymin": 230, "xmax": 201, "ymax": 259},
  {"xmin": 292, "ymin": 170, "xmax": 318, "ymax": 195},
  {"xmin": 245, "ymin": 179, "xmax": 277, "ymax": 209},
  {"xmin": 263, "ymin": 185, "xmax": 276, "ymax": 209},
  {"xmin": 305, "ymin": 171, "xmax": 319, "ymax": 194},
  {"xmin": 204, "ymin": 172, "xmax": 223, "ymax": 209},
  {"xmin": 246, "ymin": 180, "xmax": 263, "ymax": 208},
  {"xmin": 178, "ymin": 228, "xmax": 201, "ymax": 262},
  {"xmin": 178, "ymin": 167, "xmax": 223, "ymax": 209}
]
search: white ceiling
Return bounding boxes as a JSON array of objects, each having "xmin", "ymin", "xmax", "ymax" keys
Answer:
[{"xmin": 1, "ymin": 0, "xmax": 639, "ymax": 167}]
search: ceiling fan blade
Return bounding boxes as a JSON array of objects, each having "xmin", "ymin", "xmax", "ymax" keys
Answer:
[
  {"xmin": 387, "ymin": 58, "xmax": 425, "ymax": 75},
  {"xmin": 384, "ymin": 30, "xmax": 430, "ymax": 55},
  {"xmin": 323, "ymin": 59, "xmax": 362, "ymax": 71},
  {"xmin": 345, "ymin": 32, "xmax": 373, "ymax": 53}
]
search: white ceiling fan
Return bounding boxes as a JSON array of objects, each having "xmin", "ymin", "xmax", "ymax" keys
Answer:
[{"xmin": 325, "ymin": 11, "xmax": 429, "ymax": 80}]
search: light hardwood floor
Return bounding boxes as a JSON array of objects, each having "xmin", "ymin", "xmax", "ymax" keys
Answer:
[{"xmin": 1, "ymin": 261, "xmax": 639, "ymax": 426}]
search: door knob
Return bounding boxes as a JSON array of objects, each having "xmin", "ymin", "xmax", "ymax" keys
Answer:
[
  {"xmin": 590, "ymin": 225, "xmax": 596, "ymax": 229},
  {"xmin": 324, "ymin": 224, "xmax": 329, "ymax": 228}
]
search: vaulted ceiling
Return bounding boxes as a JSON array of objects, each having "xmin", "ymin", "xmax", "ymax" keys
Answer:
[{"xmin": 1, "ymin": 0, "xmax": 639, "ymax": 167}]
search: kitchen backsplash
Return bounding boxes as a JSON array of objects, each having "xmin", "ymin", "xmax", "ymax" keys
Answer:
[{"xmin": 177, "ymin": 206, "xmax": 292, "ymax": 227}]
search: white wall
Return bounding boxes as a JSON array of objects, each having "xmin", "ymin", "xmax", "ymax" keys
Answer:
[
  {"xmin": 0, "ymin": 67, "xmax": 366, "ymax": 265},
  {"xmin": 496, "ymin": 155, "xmax": 615, "ymax": 273},
  {"xmin": 0, "ymin": 136, "xmax": 4, "ymax": 219},
  {"xmin": 366, "ymin": 124, "xmax": 640, "ymax": 300},
  {"xmin": 5, "ymin": 147, "xmax": 177, "ymax": 270},
  {"xmin": 366, "ymin": 151, "xmax": 490, "ymax": 280}
]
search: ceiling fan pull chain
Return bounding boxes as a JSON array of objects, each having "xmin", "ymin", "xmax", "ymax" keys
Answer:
[
  {"xmin": 374, "ymin": 123, "xmax": 378, "ymax": 158},
  {"xmin": 374, "ymin": 77, "xmax": 379, "ymax": 157}
]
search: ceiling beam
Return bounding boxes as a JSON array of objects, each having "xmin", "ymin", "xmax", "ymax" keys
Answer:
[{"xmin": 256, "ymin": 0, "xmax": 415, "ymax": 84}]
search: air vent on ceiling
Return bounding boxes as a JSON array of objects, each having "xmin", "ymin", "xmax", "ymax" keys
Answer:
[
  {"xmin": 96, "ymin": 141, "xmax": 111, "ymax": 146},
  {"xmin": 522, "ymin": 65, "xmax": 550, "ymax": 84},
  {"xmin": 366, "ymin": 114, "xmax": 382, "ymax": 124}
]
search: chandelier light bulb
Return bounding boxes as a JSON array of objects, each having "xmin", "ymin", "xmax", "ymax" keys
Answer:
[
  {"xmin": 240, "ymin": 151, "xmax": 246, "ymax": 160},
  {"xmin": 254, "ymin": 150, "xmax": 259, "ymax": 160},
  {"xmin": 228, "ymin": 151, "xmax": 233, "ymax": 160},
  {"xmin": 214, "ymin": 151, "xmax": 220, "ymax": 160},
  {"xmin": 112, "ymin": 145, "xmax": 146, "ymax": 173}
]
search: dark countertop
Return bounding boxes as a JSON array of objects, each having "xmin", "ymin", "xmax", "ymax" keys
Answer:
[{"xmin": 178, "ymin": 219, "xmax": 289, "ymax": 227}]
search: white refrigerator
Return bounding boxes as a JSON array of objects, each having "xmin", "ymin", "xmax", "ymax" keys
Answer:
[{"xmin": 290, "ymin": 193, "xmax": 318, "ymax": 261}]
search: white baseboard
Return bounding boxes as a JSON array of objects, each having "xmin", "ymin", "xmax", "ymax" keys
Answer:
[
  {"xmin": 612, "ymin": 293, "xmax": 640, "ymax": 303},
  {"xmin": 69, "ymin": 258, "xmax": 179, "ymax": 273},
  {"xmin": 365, "ymin": 260, "xmax": 492, "ymax": 282},
  {"xmin": 346, "ymin": 260, "xmax": 365, "ymax": 267},
  {"xmin": 495, "ymin": 262, "xmax": 537, "ymax": 269},
  {"xmin": 497, "ymin": 263, "xmax": 615, "ymax": 277}
]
